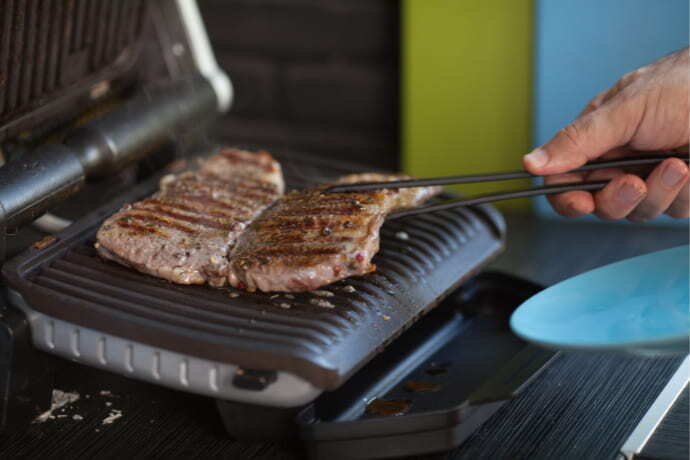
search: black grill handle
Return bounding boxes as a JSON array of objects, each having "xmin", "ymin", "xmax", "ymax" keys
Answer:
[
  {"xmin": 0, "ymin": 145, "xmax": 84, "ymax": 231},
  {"xmin": 66, "ymin": 77, "xmax": 217, "ymax": 177},
  {"xmin": 0, "ymin": 76, "xmax": 218, "ymax": 232}
]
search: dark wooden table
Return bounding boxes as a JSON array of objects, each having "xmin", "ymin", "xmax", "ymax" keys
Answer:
[{"xmin": 1, "ymin": 213, "xmax": 687, "ymax": 459}]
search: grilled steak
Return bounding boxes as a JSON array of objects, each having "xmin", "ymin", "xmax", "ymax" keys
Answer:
[
  {"xmin": 336, "ymin": 173, "xmax": 440, "ymax": 209},
  {"xmin": 96, "ymin": 148, "xmax": 284, "ymax": 286},
  {"xmin": 227, "ymin": 174, "xmax": 441, "ymax": 292}
]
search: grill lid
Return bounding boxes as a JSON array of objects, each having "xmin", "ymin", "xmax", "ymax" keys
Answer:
[
  {"xmin": 0, "ymin": 0, "xmax": 148, "ymax": 141},
  {"xmin": 3, "ymin": 150, "xmax": 505, "ymax": 390}
]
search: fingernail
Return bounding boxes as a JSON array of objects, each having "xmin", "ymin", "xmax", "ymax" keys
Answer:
[
  {"xmin": 661, "ymin": 162, "xmax": 687, "ymax": 187},
  {"xmin": 618, "ymin": 183, "xmax": 643, "ymax": 204},
  {"xmin": 524, "ymin": 148, "xmax": 549, "ymax": 168}
]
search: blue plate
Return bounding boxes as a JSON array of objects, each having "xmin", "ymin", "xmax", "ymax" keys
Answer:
[{"xmin": 510, "ymin": 245, "xmax": 689, "ymax": 355}]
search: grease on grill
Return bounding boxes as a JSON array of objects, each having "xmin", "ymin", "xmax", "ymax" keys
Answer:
[
  {"xmin": 426, "ymin": 361, "xmax": 452, "ymax": 376},
  {"xmin": 310, "ymin": 298, "xmax": 335, "ymax": 309},
  {"xmin": 395, "ymin": 231, "xmax": 410, "ymax": 241},
  {"xmin": 32, "ymin": 236, "xmax": 58, "ymax": 250},
  {"xmin": 366, "ymin": 398, "xmax": 412, "ymax": 417},
  {"xmin": 404, "ymin": 380, "xmax": 441, "ymax": 393}
]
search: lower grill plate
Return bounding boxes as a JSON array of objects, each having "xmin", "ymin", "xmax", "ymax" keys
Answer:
[{"xmin": 3, "ymin": 150, "xmax": 505, "ymax": 391}]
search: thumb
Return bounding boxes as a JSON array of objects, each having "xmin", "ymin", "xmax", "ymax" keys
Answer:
[{"xmin": 523, "ymin": 105, "xmax": 634, "ymax": 175}]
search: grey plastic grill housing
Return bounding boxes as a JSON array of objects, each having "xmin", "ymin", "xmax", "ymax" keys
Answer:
[{"xmin": 12, "ymin": 291, "xmax": 321, "ymax": 408}]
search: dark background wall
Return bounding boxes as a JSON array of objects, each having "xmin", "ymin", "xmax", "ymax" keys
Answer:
[{"xmin": 199, "ymin": 0, "xmax": 400, "ymax": 170}]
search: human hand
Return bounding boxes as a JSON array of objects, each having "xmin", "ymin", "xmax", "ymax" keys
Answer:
[{"xmin": 523, "ymin": 48, "xmax": 690, "ymax": 221}]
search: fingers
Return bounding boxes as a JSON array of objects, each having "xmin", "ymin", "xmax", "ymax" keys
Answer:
[
  {"xmin": 544, "ymin": 173, "xmax": 595, "ymax": 217},
  {"xmin": 524, "ymin": 47, "xmax": 690, "ymax": 221},
  {"xmin": 666, "ymin": 181, "xmax": 689, "ymax": 218},
  {"xmin": 523, "ymin": 103, "xmax": 639, "ymax": 175},
  {"xmin": 593, "ymin": 174, "xmax": 647, "ymax": 220},
  {"xmin": 628, "ymin": 158, "xmax": 689, "ymax": 221},
  {"xmin": 541, "ymin": 159, "xmax": 689, "ymax": 220}
]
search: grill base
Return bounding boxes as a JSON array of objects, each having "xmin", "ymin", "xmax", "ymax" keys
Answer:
[{"xmin": 11, "ymin": 290, "xmax": 321, "ymax": 408}]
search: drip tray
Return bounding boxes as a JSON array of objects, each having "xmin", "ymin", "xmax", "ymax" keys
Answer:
[{"xmin": 216, "ymin": 272, "xmax": 557, "ymax": 459}]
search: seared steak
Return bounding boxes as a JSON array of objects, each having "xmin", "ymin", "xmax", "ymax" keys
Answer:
[
  {"xmin": 336, "ymin": 173, "xmax": 440, "ymax": 209},
  {"xmin": 96, "ymin": 148, "xmax": 284, "ymax": 286},
  {"xmin": 227, "ymin": 174, "xmax": 441, "ymax": 292}
]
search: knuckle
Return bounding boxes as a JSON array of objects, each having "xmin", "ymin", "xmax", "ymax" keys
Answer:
[
  {"xmin": 593, "ymin": 89, "xmax": 609, "ymax": 102},
  {"xmin": 612, "ymin": 78, "xmax": 628, "ymax": 93},
  {"xmin": 583, "ymin": 103, "xmax": 596, "ymax": 114},
  {"xmin": 620, "ymin": 69, "xmax": 642, "ymax": 85},
  {"xmin": 559, "ymin": 123, "xmax": 583, "ymax": 149}
]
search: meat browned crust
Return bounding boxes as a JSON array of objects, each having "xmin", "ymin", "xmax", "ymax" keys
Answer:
[
  {"xmin": 96, "ymin": 148, "xmax": 284, "ymax": 286},
  {"xmin": 227, "ymin": 175, "xmax": 441, "ymax": 292},
  {"xmin": 336, "ymin": 173, "xmax": 440, "ymax": 209}
]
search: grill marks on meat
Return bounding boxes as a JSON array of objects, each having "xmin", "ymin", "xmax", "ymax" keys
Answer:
[
  {"xmin": 96, "ymin": 149, "xmax": 284, "ymax": 286},
  {"xmin": 227, "ymin": 175, "xmax": 441, "ymax": 292},
  {"xmin": 98, "ymin": 155, "xmax": 439, "ymax": 293},
  {"xmin": 132, "ymin": 201, "xmax": 240, "ymax": 231}
]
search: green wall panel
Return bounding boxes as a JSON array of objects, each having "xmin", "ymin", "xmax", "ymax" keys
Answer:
[{"xmin": 402, "ymin": 0, "xmax": 533, "ymax": 210}]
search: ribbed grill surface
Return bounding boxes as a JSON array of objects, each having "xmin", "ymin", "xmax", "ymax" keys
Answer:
[
  {"xmin": 5, "ymin": 152, "xmax": 505, "ymax": 389},
  {"xmin": 0, "ymin": 0, "xmax": 146, "ymax": 124}
]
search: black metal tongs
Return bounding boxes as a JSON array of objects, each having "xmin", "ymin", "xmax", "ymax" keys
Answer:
[{"xmin": 323, "ymin": 154, "xmax": 690, "ymax": 219}]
